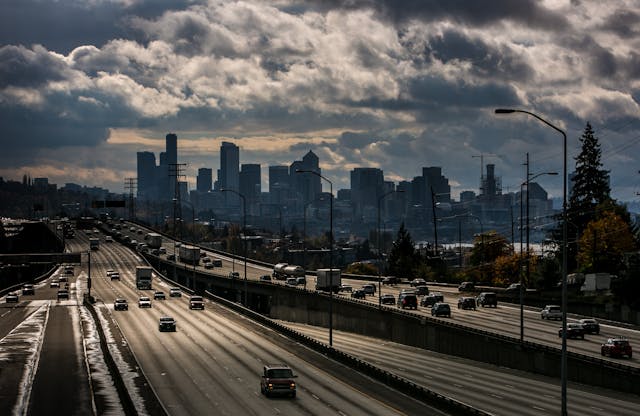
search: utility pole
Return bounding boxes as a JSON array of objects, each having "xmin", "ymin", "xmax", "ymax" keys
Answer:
[
  {"xmin": 169, "ymin": 163, "xmax": 186, "ymax": 238},
  {"xmin": 430, "ymin": 186, "xmax": 438, "ymax": 257},
  {"xmin": 124, "ymin": 177, "xmax": 137, "ymax": 220}
]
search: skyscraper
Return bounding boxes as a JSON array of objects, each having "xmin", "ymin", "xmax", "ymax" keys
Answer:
[
  {"xmin": 137, "ymin": 151, "xmax": 157, "ymax": 200},
  {"xmin": 240, "ymin": 164, "xmax": 261, "ymax": 200},
  {"xmin": 290, "ymin": 150, "xmax": 321, "ymax": 204},
  {"xmin": 350, "ymin": 167, "xmax": 384, "ymax": 221},
  {"xmin": 196, "ymin": 168, "xmax": 213, "ymax": 193},
  {"xmin": 219, "ymin": 141, "xmax": 240, "ymax": 206}
]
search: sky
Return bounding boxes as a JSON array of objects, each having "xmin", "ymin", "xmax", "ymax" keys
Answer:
[{"xmin": 1, "ymin": 0, "xmax": 639, "ymax": 201}]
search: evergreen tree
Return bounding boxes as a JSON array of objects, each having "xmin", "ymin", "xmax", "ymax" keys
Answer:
[
  {"xmin": 387, "ymin": 222, "xmax": 418, "ymax": 278},
  {"xmin": 561, "ymin": 122, "xmax": 612, "ymax": 271}
]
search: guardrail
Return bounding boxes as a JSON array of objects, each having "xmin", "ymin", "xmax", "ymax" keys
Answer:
[{"xmin": 0, "ymin": 265, "xmax": 58, "ymax": 298}]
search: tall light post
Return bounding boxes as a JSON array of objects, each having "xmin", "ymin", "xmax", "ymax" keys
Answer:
[
  {"xmin": 378, "ymin": 189, "xmax": 403, "ymax": 307},
  {"xmin": 221, "ymin": 189, "xmax": 247, "ymax": 307},
  {"xmin": 496, "ymin": 108, "xmax": 568, "ymax": 416},
  {"xmin": 519, "ymin": 171, "xmax": 558, "ymax": 342},
  {"xmin": 296, "ymin": 169, "xmax": 334, "ymax": 347}
]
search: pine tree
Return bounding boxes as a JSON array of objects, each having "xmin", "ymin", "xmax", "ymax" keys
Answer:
[
  {"xmin": 562, "ymin": 122, "xmax": 612, "ymax": 271},
  {"xmin": 387, "ymin": 222, "xmax": 418, "ymax": 279}
]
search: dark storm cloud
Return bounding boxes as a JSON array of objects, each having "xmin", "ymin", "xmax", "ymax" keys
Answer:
[
  {"xmin": 427, "ymin": 30, "xmax": 534, "ymax": 82},
  {"xmin": 309, "ymin": 0, "xmax": 569, "ymax": 30},
  {"xmin": 337, "ymin": 131, "xmax": 378, "ymax": 149},
  {"xmin": 408, "ymin": 76, "xmax": 521, "ymax": 108},
  {"xmin": 0, "ymin": 45, "xmax": 71, "ymax": 88},
  {"xmin": 599, "ymin": 8, "xmax": 640, "ymax": 38},
  {"xmin": 0, "ymin": 0, "xmax": 199, "ymax": 54}
]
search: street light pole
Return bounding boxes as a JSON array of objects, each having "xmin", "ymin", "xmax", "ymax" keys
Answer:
[
  {"xmin": 496, "ymin": 108, "xmax": 568, "ymax": 416},
  {"xmin": 221, "ymin": 189, "xmax": 247, "ymax": 306},
  {"xmin": 296, "ymin": 169, "xmax": 334, "ymax": 347},
  {"xmin": 378, "ymin": 190, "xmax": 403, "ymax": 308}
]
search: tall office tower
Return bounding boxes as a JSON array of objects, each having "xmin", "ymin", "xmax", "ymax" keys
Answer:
[
  {"xmin": 137, "ymin": 151, "xmax": 157, "ymax": 200},
  {"xmin": 480, "ymin": 164, "xmax": 501, "ymax": 197},
  {"xmin": 240, "ymin": 164, "xmax": 261, "ymax": 200},
  {"xmin": 268, "ymin": 165, "xmax": 289, "ymax": 204},
  {"xmin": 165, "ymin": 133, "xmax": 178, "ymax": 201},
  {"xmin": 290, "ymin": 150, "xmax": 321, "ymax": 204},
  {"xmin": 196, "ymin": 168, "xmax": 213, "ymax": 193},
  {"xmin": 219, "ymin": 141, "xmax": 240, "ymax": 190},
  {"xmin": 423, "ymin": 167, "xmax": 451, "ymax": 203},
  {"xmin": 350, "ymin": 167, "xmax": 384, "ymax": 221}
]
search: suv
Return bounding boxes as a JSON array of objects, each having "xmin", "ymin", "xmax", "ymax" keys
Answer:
[
  {"xmin": 260, "ymin": 365, "xmax": 297, "ymax": 398},
  {"xmin": 159, "ymin": 316, "xmax": 177, "ymax": 332},
  {"xmin": 431, "ymin": 302, "xmax": 452, "ymax": 317},
  {"xmin": 362, "ymin": 284, "xmax": 376, "ymax": 295},
  {"xmin": 579, "ymin": 318, "xmax": 600, "ymax": 334},
  {"xmin": 414, "ymin": 285, "xmax": 429, "ymax": 296},
  {"xmin": 397, "ymin": 292, "xmax": 418, "ymax": 309},
  {"xmin": 114, "ymin": 298, "xmax": 128, "ymax": 311},
  {"xmin": 559, "ymin": 323, "xmax": 585, "ymax": 339},
  {"xmin": 6, "ymin": 292, "xmax": 19, "ymax": 303},
  {"xmin": 420, "ymin": 294, "xmax": 439, "ymax": 308},
  {"xmin": 541, "ymin": 305, "xmax": 562, "ymax": 320},
  {"xmin": 22, "ymin": 284, "xmax": 35, "ymax": 296},
  {"xmin": 380, "ymin": 294, "xmax": 395, "ymax": 305},
  {"xmin": 189, "ymin": 295, "xmax": 205, "ymax": 310},
  {"xmin": 154, "ymin": 290, "xmax": 166, "ymax": 300},
  {"xmin": 170, "ymin": 287, "xmax": 182, "ymax": 297},
  {"xmin": 476, "ymin": 292, "xmax": 498, "ymax": 308},
  {"xmin": 601, "ymin": 337, "xmax": 632, "ymax": 358},
  {"xmin": 458, "ymin": 297, "xmax": 476, "ymax": 310},
  {"xmin": 351, "ymin": 289, "xmax": 366, "ymax": 299},
  {"xmin": 138, "ymin": 296, "xmax": 152, "ymax": 308}
]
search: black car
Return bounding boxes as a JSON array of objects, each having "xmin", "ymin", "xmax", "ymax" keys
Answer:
[
  {"xmin": 458, "ymin": 297, "xmax": 476, "ymax": 310},
  {"xmin": 382, "ymin": 276, "xmax": 399, "ymax": 285},
  {"xmin": 420, "ymin": 294, "xmax": 439, "ymax": 308},
  {"xmin": 414, "ymin": 285, "xmax": 429, "ymax": 296},
  {"xmin": 22, "ymin": 284, "xmax": 35, "ymax": 295},
  {"xmin": 431, "ymin": 302, "xmax": 451, "ymax": 317},
  {"xmin": 380, "ymin": 294, "xmax": 395, "ymax": 305},
  {"xmin": 6, "ymin": 292, "xmax": 19, "ymax": 303},
  {"xmin": 579, "ymin": 318, "xmax": 600, "ymax": 334},
  {"xmin": 410, "ymin": 278, "xmax": 427, "ymax": 287},
  {"xmin": 260, "ymin": 275, "xmax": 272, "ymax": 282},
  {"xmin": 159, "ymin": 316, "xmax": 177, "ymax": 332},
  {"xmin": 476, "ymin": 292, "xmax": 498, "ymax": 308},
  {"xmin": 362, "ymin": 284, "xmax": 376, "ymax": 295},
  {"xmin": 154, "ymin": 291, "xmax": 166, "ymax": 300},
  {"xmin": 114, "ymin": 298, "xmax": 128, "ymax": 311},
  {"xmin": 397, "ymin": 292, "xmax": 418, "ymax": 309},
  {"xmin": 57, "ymin": 289, "xmax": 70, "ymax": 300},
  {"xmin": 458, "ymin": 281, "xmax": 475, "ymax": 292},
  {"xmin": 351, "ymin": 289, "xmax": 366, "ymax": 299},
  {"xmin": 559, "ymin": 323, "xmax": 585, "ymax": 339}
]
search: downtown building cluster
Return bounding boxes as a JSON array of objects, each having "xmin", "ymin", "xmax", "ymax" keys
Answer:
[{"xmin": 136, "ymin": 134, "xmax": 556, "ymax": 244}]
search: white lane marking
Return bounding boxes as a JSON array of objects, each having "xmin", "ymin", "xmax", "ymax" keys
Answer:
[
  {"xmin": 532, "ymin": 405, "xmax": 547, "ymax": 411},
  {"xmin": 1, "ymin": 310, "xmax": 10, "ymax": 317}
]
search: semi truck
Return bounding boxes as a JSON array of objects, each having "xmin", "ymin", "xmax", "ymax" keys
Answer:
[
  {"xmin": 272, "ymin": 263, "xmax": 305, "ymax": 280},
  {"xmin": 89, "ymin": 238, "xmax": 100, "ymax": 250},
  {"xmin": 136, "ymin": 266, "xmax": 153, "ymax": 290},
  {"xmin": 315, "ymin": 268, "xmax": 341, "ymax": 293},
  {"xmin": 146, "ymin": 233, "xmax": 163, "ymax": 249},
  {"xmin": 179, "ymin": 245, "xmax": 200, "ymax": 265}
]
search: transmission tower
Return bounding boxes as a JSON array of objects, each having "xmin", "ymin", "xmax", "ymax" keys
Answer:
[
  {"xmin": 169, "ymin": 163, "xmax": 187, "ymax": 237},
  {"xmin": 124, "ymin": 178, "xmax": 137, "ymax": 220}
]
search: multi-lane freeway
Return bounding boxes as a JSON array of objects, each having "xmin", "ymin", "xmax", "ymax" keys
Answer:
[{"xmin": 2, "ymin": 223, "xmax": 639, "ymax": 415}]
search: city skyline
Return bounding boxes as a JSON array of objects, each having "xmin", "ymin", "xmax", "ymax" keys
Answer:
[{"xmin": 1, "ymin": 1, "xmax": 639, "ymax": 200}]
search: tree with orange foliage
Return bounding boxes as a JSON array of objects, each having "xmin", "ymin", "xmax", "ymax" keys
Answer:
[{"xmin": 577, "ymin": 210, "xmax": 635, "ymax": 274}]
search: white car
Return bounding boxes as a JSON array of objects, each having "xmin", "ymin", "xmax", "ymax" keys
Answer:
[
  {"xmin": 541, "ymin": 305, "xmax": 562, "ymax": 320},
  {"xmin": 138, "ymin": 296, "xmax": 152, "ymax": 308}
]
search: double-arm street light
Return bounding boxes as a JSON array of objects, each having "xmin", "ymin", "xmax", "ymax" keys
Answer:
[
  {"xmin": 221, "ymin": 189, "xmax": 247, "ymax": 307},
  {"xmin": 377, "ymin": 190, "xmax": 404, "ymax": 307},
  {"xmin": 495, "ymin": 108, "xmax": 568, "ymax": 416},
  {"xmin": 296, "ymin": 169, "xmax": 334, "ymax": 347},
  {"xmin": 519, "ymin": 171, "xmax": 558, "ymax": 342}
]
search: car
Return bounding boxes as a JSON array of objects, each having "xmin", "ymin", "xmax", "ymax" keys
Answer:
[
  {"xmin": 64, "ymin": 268, "xmax": 74, "ymax": 276},
  {"xmin": 260, "ymin": 365, "xmax": 297, "ymax": 398},
  {"xmin": 159, "ymin": 247, "xmax": 167, "ymax": 254},
  {"xmin": 351, "ymin": 289, "xmax": 366, "ymax": 299},
  {"xmin": 138, "ymin": 296, "xmax": 152, "ymax": 308},
  {"xmin": 286, "ymin": 277, "xmax": 298, "ymax": 286},
  {"xmin": 476, "ymin": 292, "xmax": 498, "ymax": 308},
  {"xmin": 59, "ymin": 276, "xmax": 68, "ymax": 283},
  {"xmin": 114, "ymin": 298, "xmax": 128, "ymax": 311},
  {"xmin": 105, "ymin": 236, "xmax": 114, "ymax": 242},
  {"xmin": 189, "ymin": 295, "xmax": 205, "ymax": 310},
  {"xmin": 57, "ymin": 289, "xmax": 70, "ymax": 300},
  {"xmin": 505, "ymin": 282, "xmax": 524, "ymax": 293},
  {"xmin": 458, "ymin": 281, "xmax": 475, "ymax": 292},
  {"xmin": 6, "ymin": 292, "xmax": 19, "ymax": 303},
  {"xmin": 110, "ymin": 271, "xmax": 120, "ymax": 280},
  {"xmin": 579, "ymin": 318, "xmax": 600, "ymax": 334},
  {"xmin": 106, "ymin": 269, "xmax": 115, "ymax": 277},
  {"xmin": 380, "ymin": 294, "xmax": 395, "ymax": 305},
  {"xmin": 50, "ymin": 279, "xmax": 60, "ymax": 288},
  {"xmin": 170, "ymin": 287, "xmax": 182, "ymax": 297},
  {"xmin": 541, "ymin": 305, "xmax": 562, "ymax": 320},
  {"xmin": 339, "ymin": 284, "xmax": 353, "ymax": 293},
  {"xmin": 410, "ymin": 278, "xmax": 427, "ymax": 287},
  {"xmin": 382, "ymin": 276, "xmax": 399, "ymax": 285},
  {"xmin": 202, "ymin": 257, "xmax": 212, "ymax": 264},
  {"xmin": 431, "ymin": 302, "xmax": 451, "ymax": 317},
  {"xmin": 430, "ymin": 292, "xmax": 444, "ymax": 302},
  {"xmin": 154, "ymin": 291, "xmax": 166, "ymax": 300},
  {"xmin": 458, "ymin": 297, "xmax": 476, "ymax": 310},
  {"xmin": 420, "ymin": 294, "xmax": 439, "ymax": 308},
  {"xmin": 559, "ymin": 322, "xmax": 585, "ymax": 339},
  {"xmin": 414, "ymin": 285, "xmax": 429, "ymax": 296},
  {"xmin": 212, "ymin": 258, "xmax": 223, "ymax": 267},
  {"xmin": 204, "ymin": 262, "xmax": 214, "ymax": 269},
  {"xmin": 397, "ymin": 292, "xmax": 418, "ymax": 309},
  {"xmin": 601, "ymin": 337, "xmax": 632, "ymax": 358},
  {"xmin": 362, "ymin": 283, "xmax": 376, "ymax": 295},
  {"xmin": 22, "ymin": 284, "xmax": 35, "ymax": 295},
  {"xmin": 296, "ymin": 277, "xmax": 306, "ymax": 286},
  {"xmin": 159, "ymin": 316, "xmax": 177, "ymax": 332},
  {"xmin": 260, "ymin": 275, "xmax": 272, "ymax": 282},
  {"xmin": 229, "ymin": 271, "xmax": 240, "ymax": 279}
]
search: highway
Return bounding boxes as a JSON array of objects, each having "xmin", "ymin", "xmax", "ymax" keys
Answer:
[{"xmin": 66, "ymin": 231, "xmax": 444, "ymax": 415}]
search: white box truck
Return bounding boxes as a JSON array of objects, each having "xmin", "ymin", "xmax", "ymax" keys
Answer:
[
  {"xmin": 316, "ymin": 268, "xmax": 341, "ymax": 293},
  {"xmin": 146, "ymin": 233, "xmax": 163, "ymax": 249},
  {"xmin": 179, "ymin": 245, "xmax": 200, "ymax": 265},
  {"xmin": 136, "ymin": 266, "xmax": 153, "ymax": 290}
]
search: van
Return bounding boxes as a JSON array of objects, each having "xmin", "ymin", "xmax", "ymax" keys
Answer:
[{"xmin": 476, "ymin": 292, "xmax": 497, "ymax": 308}]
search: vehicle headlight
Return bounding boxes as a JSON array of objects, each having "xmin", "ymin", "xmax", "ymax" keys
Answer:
[{"xmin": 290, "ymin": 383, "xmax": 296, "ymax": 389}]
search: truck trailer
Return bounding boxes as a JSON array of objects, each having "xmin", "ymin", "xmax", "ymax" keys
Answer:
[
  {"xmin": 136, "ymin": 266, "xmax": 153, "ymax": 290},
  {"xmin": 315, "ymin": 268, "xmax": 341, "ymax": 293},
  {"xmin": 146, "ymin": 233, "xmax": 163, "ymax": 249},
  {"xmin": 179, "ymin": 245, "xmax": 200, "ymax": 265}
]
